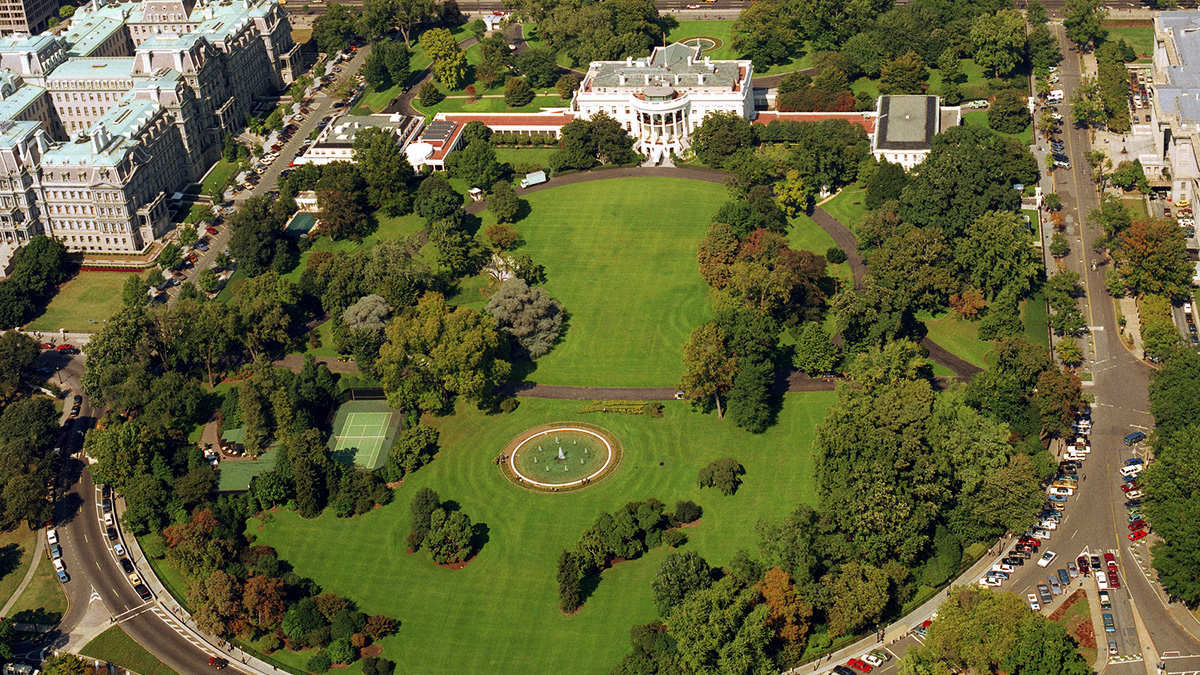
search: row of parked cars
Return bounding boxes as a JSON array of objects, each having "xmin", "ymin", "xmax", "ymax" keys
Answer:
[{"xmin": 830, "ymin": 650, "xmax": 891, "ymax": 675}]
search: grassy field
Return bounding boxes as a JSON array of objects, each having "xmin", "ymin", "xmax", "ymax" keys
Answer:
[
  {"xmin": 1105, "ymin": 24, "xmax": 1154, "ymax": 61},
  {"xmin": 921, "ymin": 311, "xmax": 992, "ymax": 369},
  {"xmin": 962, "ymin": 109, "xmax": 1034, "ymax": 147},
  {"xmin": 200, "ymin": 158, "xmax": 240, "ymax": 194},
  {"xmin": 26, "ymin": 271, "xmax": 131, "ymax": 333},
  {"xmin": 789, "ymin": 213, "xmax": 852, "ymax": 286},
  {"xmin": 493, "ymin": 147, "xmax": 558, "ymax": 170},
  {"xmin": 8, "ymin": 549, "xmax": 67, "ymax": 625},
  {"xmin": 0, "ymin": 526, "xmax": 35, "ymax": 608},
  {"xmin": 81, "ymin": 626, "xmax": 179, "ymax": 675},
  {"xmin": 251, "ymin": 392, "xmax": 835, "ymax": 675},
  {"xmin": 821, "ymin": 184, "xmax": 868, "ymax": 229},
  {"xmin": 1023, "ymin": 288, "xmax": 1050, "ymax": 349},
  {"xmin": 471, "ymin": 177, "xmax": 726, "ymax": 387}
]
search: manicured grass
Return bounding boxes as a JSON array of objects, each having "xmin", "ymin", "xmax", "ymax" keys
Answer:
[
  {"xmin": 0, "ymin": 526, "xmax": 36, "ymax": 608},
  {"xmin": 251, "ymin": 392, "xmax": 835, "ymax": 675},
  {"xmin": 821, "ymin": 184, "xmax": 868, "ymax": 229},
  {"xmin": 26, "ymin": 271, "xmax": 131, "ymax": 333},
  {"xmin": 493, "ymin": 147, "xmax": 558, "ymax": 170},
  {"xmin": 1023, "ymin": 288, "xmax": 1050, "ymax": 349},
  {"xmin": 665, "ymin": 21, "xmax": 812, "ymax": 75},
  {"xmin": 200, "ymin": 158, "xmax": 240, "ymax": 195},
  {"xmin": 473, "ymin": 177, "xmax": 726, "ymax": 387},
  {"xmin": 789, "ymin": 213, "xmax": 852, "ymax": 286},
  {"xmin": 1123, "ymin": 196, "xmax": 1148, "ymax": 218},
  {"xmin": 962, "ymin": 109, "xmax": 1034, "ymax": 147},
  {"xmin": 81, "ymin": 626, "xmax": 179, "ymax": 675},
  {"xmin": 412, "ymin": 95, "xmax": 567, "ymax": 121},
  {"xmin": 8, "ymin": 549, "xmax": 66, "ymax": 625},
  {"xmin": 1105, "ymin": 25, "xmax": 1154, "ymax": 61},
  {"xmin": 921, "ymin": 311, "xmax": 992, "ymax": 370}
]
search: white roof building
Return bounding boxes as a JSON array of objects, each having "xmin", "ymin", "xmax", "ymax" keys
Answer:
[{"xmin": 293, "ymin": 113, "xmax": 423, "ymax": 166}]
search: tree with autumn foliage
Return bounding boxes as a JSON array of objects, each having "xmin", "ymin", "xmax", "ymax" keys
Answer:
[
  {"xmin": 726, "ymin": 229, "xmax": 827, "ymax": 321},
  {"xmin": 678, "ymin": 322, "xmax": 738, "ymax": 418},
  {"xmin": 697, "ymin": 222, "xmax": 740, "ymax": 288},
  {"xmin": 1113, "ymin": 217, "xmax": 1193, "ymax": 297},
  {"xmin": 759, "ymin": 566, "xmax": 813, "ymax": 666},
  {"xmin": 243, "ymin": 575, "xmax": 288, "ymax": 632}
]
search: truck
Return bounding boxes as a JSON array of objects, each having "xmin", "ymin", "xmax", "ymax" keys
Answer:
[
  {"xmin": 1047, "ymin": 89, "xmax": 1065, "ymax": 103},
  {"xmin": 519, "ymin": 171, "xmax": 547, "ymax": 189}
]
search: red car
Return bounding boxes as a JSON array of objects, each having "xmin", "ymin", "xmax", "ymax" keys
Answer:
[
  {"xmin": 205, "ymin": 226, "xmax": 218, "ymax": 236},
  {"xmin": 1121, "ymin": 482, "xmax": 1140, "ymax": 493},
  {"xmin": 1104, "ymin": 552, "xmax": 1116, "ymax": 564},
  {"xmin": 1076, "ymin": 555, "xmax": 1090, "ymax": 575},
  {"xmin": 1129, "ymin": 520, "xmax": 1146, "ymax": 531},
  {"xmin": 847, "ymin": 659, "xmax": 872, "ymax": 674},
  {"xmin": 56, "ymin": 344, "xmax": 75, "ymax": 353},
  {"xmin": 1129, "ymin": 530, "xmax": 1148, "ymax": 542},
  {"xmin": 1110, "ymin": 572, "xmax": 1122, "ymax": 588},
  {"xmin": 1018, "ymin": 537, "xmax": 1041, "ymax": 547}
]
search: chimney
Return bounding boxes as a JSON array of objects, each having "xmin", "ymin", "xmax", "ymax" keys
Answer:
[
  {"xmin": 173, "ymin": 49, "xmax": 184, "ymax": 72},
  {"xmin": 705, "ymin": 56, "xmax": 711, "ymax": 67},
  {"xmin": 619, "ymin": 73, "xmax": 626, "ymax": 85},
  {"xmin": 626, "ymin": 56, "xmax": 632, "ymax": 66},
  {"xmin": 698, "ymin": 73, "xmax": 705, "ymax": 85},
  {"xmin": 645, "ymin": 74, "xmax": 650, "ymax": 85},
  {"xmin": 687, "ymin": 54, "xmax": 693, "ymax": 65},
  {"xmin": 34, "ymin": 128, "xmax": 48, "ymax": 153},
  {"xmin": 90, "ymin": 132, "xmax": 102, "ymax": 153}
]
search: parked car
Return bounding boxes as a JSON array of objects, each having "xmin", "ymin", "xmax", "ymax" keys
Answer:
[
  {"xmin": 119, "ymin": 558, "xmax": 134, "ymax": 574},
  {"xmin": 847, "ymin": 659, "xmax": 871, "ymax": 674},
  {"xmin": 1108, "ymin": 640, "xmax": 1119, "ymax": 656},
  {"xmin": 1124, "ymin": 431, "xmax": 1147, "ymax": 445},
  {"xmin": 1103, "ymin": 613, "xmax": 1116, "ymax": 632},
  {"xmin": 1099, "ymin": 590, "xmax": 1112, "ymax": 609},
  {"xmin": 1129, "ymin": 529, "xmax": 1149, "ymax": 542},
  {"xmin": 134, "ymin": 584, "xmax": 152, "ymax": 600},
  {"xmin": 1037, "ymin": 551, "xmax": 1057, "ymax": 567}
]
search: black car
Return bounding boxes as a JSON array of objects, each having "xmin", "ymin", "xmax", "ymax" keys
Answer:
[
  {"xmin": 102, "ymin": 498, "xmax": 112, "ymax": 513},
  {"xmin": 101, "ymin": 484, "xmax": 111, "ymax": 498},
  {"xmin": 1053, "ymin": 154, "xmax": 1070, "ymax": 163},
  {"xmin": 1126, "ymin": 499, "xmax": 1142, "ymax": 508},
  {"xmin": 72, "ymin": 395, "xmax": 82, "ymax": 404},
  {"xmin": 833, "ymin": 667, "xmax": 855, "ymax": 675},
  {"xmin": 119, "ymin": 557, "xmax": 134, "ymax": 574},
  {"xmin": 106, "ymin": 526, "xmax": 117, "ymax": 541},
  {"xmin": 133, "ymin": 583, "xmax": 152, "ymax": 601},
  {"xmin": 1091, "ymin": 555, "xmax": 1102, "ymax": 570}
]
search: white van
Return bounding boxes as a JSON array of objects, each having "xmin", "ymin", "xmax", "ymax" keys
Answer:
[
  {"xmin": 1048, "ymin": 89, "xmax": 1065, "ymax": 103},
  {"xmin": 1049, "ymin": 486, "xmax": 1074, "ymax": 496},
  {"xmin": 1120, "ymin": 465, "xmax": 1144, "ymax": 477}
]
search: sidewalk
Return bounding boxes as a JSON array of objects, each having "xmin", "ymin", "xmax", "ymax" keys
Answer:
[{"xmin": 1, "ymin": 533, "xmax": 45, "ymax": 616}]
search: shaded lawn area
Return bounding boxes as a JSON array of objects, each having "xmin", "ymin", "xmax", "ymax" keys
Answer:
[
  {"xmin": 8, "ymin": 551, "xmax": 66, "ymax": 625},
  {"xmin": 474, "ymin": 177, "xmax": 726, "ymax": 387},
  {"xmin": 200, "ymin": 158, "xmax": 240, "ymax": 194},
  {"xmin": 1023, "ymin": 288, "xmax": 1050, "ymax": 349},
  {"xmin": 789, "ymin": 213, "xmax": 852, "ymax": 287},
  {"xmin": 920, "ymin": 311, "xmax": 992, "ymax": 370},
  {"xmin": 354, "ymin": 25, "xmax": 473, "ymax": 113},
  {"xmin": 962, "ymin": 109, "xmax": 1034, "ymax": 147},
  {"xmin": 0, "ymin": 526, "xmax": 35, "ymax": 608},
  {"xmin": 251, "ymin": 392, "xmax": 834, "ymax": 675},
  {"xmin": 1105, "ymin": 25, "xmax": 1154, "ymax": 61},
  {"xmin": 26, "ymin": 271, "xmax": 131, "ymax": 333},
  {"xmin": 81, "ymin": 626, "xmax": 179, "ymax": 675},
  {"xmin": 856, "ymin": 59, "xmax": 1001, "ymax": 105},
  {"xmin": 412, "ymin": 95, "xmax": 566, "ymax": 121},
  {"xmin": 665, "ymin": 21, "xmax": 813, "ymax": 75},
  {"xmin": 493, "ymin": 147, "xmax": 558, "ymax": 170},
  {"xmin": 281, "ymin": 211, "xmax": 427, "ymax": 286},
  {"xmin": 821, "ymin": 184, "xmax": 868, "ymax": 229}
]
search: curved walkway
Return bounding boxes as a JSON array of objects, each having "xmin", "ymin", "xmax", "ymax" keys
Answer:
[{"xmin": 0, "ymin": 533, "xmax": 44, "ymax": 616}]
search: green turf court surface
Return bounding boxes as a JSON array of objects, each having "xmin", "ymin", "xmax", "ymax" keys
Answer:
[
  {"xmin": 251, "ymin": 392, "xmax": 834, "ymax": 675},
  {"xmin": 328, "ymin": 399, "xmax": 400, "ymax": 470},
  {"xmin": 475, "ymin": 177, "xmax": 726, "ymax": 387}
]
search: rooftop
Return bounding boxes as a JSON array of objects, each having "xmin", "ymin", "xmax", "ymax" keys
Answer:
[
  {"xmin": 0, "ymin": 82, "xmax": 47, "ymax": 119},
  {"xmin": 753, "ymin": 111, "xmax": 877, "ymax": 135},
  {"xmin": 47, "ymin": 57, "xmax": 133, "ymax": 81},
  {"xmin": 317, "ymin": 113, "xmax": 409, "ymax": 146},
  {"xmin": 62, "ymin": 13, "xmax": 127, "ymax": 57},
  {"xmin": 0, "ymin": 119, "xmax": 39, "ymax": 149},
  {"xmin": 42, "ymin": 96, "xmax": 159, "ymax": 166},
  {"xmin": 0, "ymin": 33, "xmax": 62, "ymax": 54},
  {"xmin": 875, "ymin": 95, "xmax": 938, "ymax": 150},
  {"xmin": 587, "ymin": 43, "xmax": 745, "ymax": 90}
]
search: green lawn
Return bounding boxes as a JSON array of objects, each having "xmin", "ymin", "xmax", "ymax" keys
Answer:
[
  {"xmin": 26, "ymin": 271, "xmax": 131, "ymax": 333},
  {"xmin": 821, "ymin": 184, "xmax": 868, "ymax": 229},
  {"xmin": 493, "ymin": 147, "xmax": 558, "ymax": 170},
  {"xmin": 7, "ymin": 550, "xmax": 66, "ymax": 625},
  {"xmin": 1105, "ymin": 25, "xmax": 1154, "ymax": 61},
  {"xmin": 789, "ymin": 213, "xmax": 852, "ymax": 286},
  {"xmin": 81, "ymin": 626, "xmax": 179, "ymax": 675},
  {"xmin": 921, "ymin": 311, "xmax": 992, "ymax": 370},
  {"xmin": 251, "ymin": 392, "xmax": 835, "ymax": 675},
  {"xmin": 0, "ymin": 526, "xmax": 36, "ymax": 609},
  {"xmin": 200, "ymin": 159, "xmax": 240, "ymax": 195},
  {"xmin": 962, "ymin": 109, "xmax": 1034, "ymax": 147},
  {"xmin": 282, "ymin": 212, "xmax": 428, "ymax": 286},
  {"xmin": 473, "ymin": 177, "xmax": 726, "ymax": 387},
  {"xmin": 1023, "ymin": 288, "xmax": 1050, "ymax": 349}
]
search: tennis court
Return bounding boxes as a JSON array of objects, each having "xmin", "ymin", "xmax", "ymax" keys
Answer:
[{"xmin": 328, "ymin": 398, "xmax": 401, "ymax": 471}]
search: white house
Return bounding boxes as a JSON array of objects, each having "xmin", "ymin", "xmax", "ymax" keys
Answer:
[{"xmin": 871, "ymin": 95, "xmax": 960, "ymax": 170}]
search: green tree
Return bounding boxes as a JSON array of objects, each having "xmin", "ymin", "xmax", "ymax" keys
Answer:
[
  {"xmin": 354, "ymin": 126, "xmax": 412, "ymax": 215},
  {"xmin": 678, "ymin": 322, "xmax": 738, "ymax": 417},
  {"xmin": 377, "ymin": 292, "xmax": 511, "ymax": 414},
  {"xmin": 488, "ymin": 181, "xmax": 521, "ymax": 224},
  {"xmin": 421, "ymin": 28, "xmax": 468, "ymax": 89},
  {"xmin": 864, "ymin": 159, "xmax": 908, "ymax": 210},
  {"xmin": 651, "ymin": 550, "xmax": 713, "ymax": 616},
  {"xmin": 727, "ymin": 358, "xmax": 773, "ymax": 433},
  {"xmin": 971, "ymin": 9, "xmax": 1027, "ymax": 77},
  {"xmin": 774, "ymin": 169, "xmax": 810, "ymax": 217},
  {"xmin": 690, "ymin": 112, "xmax": 756, "ymax": 170},
  {"xmin": 823, "ymin": 561, "xmax": 890, "ymax": 637},
  {"xmin": 503, "ymin": 76, "xmax": 535, "ymax": 107},
  {"xmin": 793, "ymin": 321, "xmax": 839, "ymax": 375},
  {"xmin": 697, "ymin": 457, "xmax": 745, "ymax": 495},
  {"xmin": 518, "ymin": 47, "xmax": 559, "ymax": 88},
  {"xmin": 231, "ymin": 271, "xmax": 300, "ymax": 361},
  {"xmin": 555, "ymin": 74, "xmax": 580, "ymax": 100},
  {"xmin": 956, "ymin": 211, "xmax": 1041, "ymax": 298},
  {"xmin": 879, "ymin": 50, "xmax": 927, "ymax": 95},
  {"xmin": 988, "ymin": 90, "xmax": 1032, "ymax": 134},
  {"xmin": 426, "ymin": 507, "xmax": 474, "ymax": 564},
  {"xmin": 1064, "ymin": 0, "xmax": 1107, "ymax": 51},
  {"xmin": 731, "ymin": 0, "xmax": 803, "ymax": 69},
  {"xmin": 0, "ymin": 331, "xmax": 38, "ymax": 403},
  {"xmin": 418, "ymin": 81, "xmax": 444, "ymax": 106},
  {"xmin": 667, "ymin": 576, "xmax": 774, "ymax": 675},
  {"xmin": 445, "ymin": 139, "xmax": 504, "ymax": 189},
  {"xmin": 312, "ymin": 3, "xmax": 358, "ymax": 53}
]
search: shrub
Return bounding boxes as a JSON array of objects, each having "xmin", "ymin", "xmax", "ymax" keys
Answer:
[
  {"xmin": 327, "ymin": 637, "xmax": 355, "ymax": 664},
  {"xmin": 418, "ymin": 81, "xmax": 444, "ymax": 107},
  {"xmin": 697, "ymin": 458, "xmax": 745, "ymax": 495},
  {"xmin": 306, "ymin": 651, "xmax": 331, "ymax": 674},
  {"xmin": 500, "ymin": 397, "xmax": 519, "ymax": 413},
  {"xmin": 662, "ymin": 528, "xmax": 687, "ymax": 548},
  {"xmin": 674, "ymin": 500, "xmax": 702, "ymax": 524},
  {"xmin": 825, "ymin": 246, "xmax": 848, "ymax": 264},
  {"xmin": 255, "ymin": 632, "xmax": 281, "ymax": 653},
  {"xmin": 362, "ymin": 658, "xmax": 396, "ymax": 675},
  {"xmin": 643, "ymin": 401, "xmax": 663, "ymax": 417}
]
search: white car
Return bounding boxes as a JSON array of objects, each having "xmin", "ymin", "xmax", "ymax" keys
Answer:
[
  {"xmin": 1126, "ymin": 490, "xmax": 1144, "ymax": 500},
  {"xmin": 979, "ymin": 576, "xmax": 1002, "ymax": 587},
  {"xmin": 1040, "ymin": 520, "xmax": 1058, "ymax": 531},
  {"xmin": 863, "ymin": 654, "xmax": 885, "ymax": 668},
  {"xmin": 103, "ymin": 513, "xmax": 114, "ymax": 527},
  {"xmin": 1038, "ymin": 550, "xmax": 1057, "ymax": 567},
  {"xmin": 1027, "ymin": 593, "xmax": 1040, "ymax": 611},
  {"xmin": 1031, "ymin": 528, "xmax": 1053, "ymax": 539},
  {"xmin": 46, "ymin": 528, "xmax": 58, "ymax": 545},
  {"xmin": 992, "ymin": 563, "xmax": 1015, "ymax": 574},
  {"xmin": 52, "ymin": 558, "xmax": 64, "ymax": 573},
  {"xmin": 1049, "ymin": 486, "xmax": 1074, "ymax": 496},
  {"xmin": 1097, "ymin": 571, "xmax": 1110, "ymax": 589}
]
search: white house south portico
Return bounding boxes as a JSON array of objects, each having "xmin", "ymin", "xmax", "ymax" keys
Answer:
[{"xmin": 571, "ymin": 43, "xmax": 753, "ymax": 163}]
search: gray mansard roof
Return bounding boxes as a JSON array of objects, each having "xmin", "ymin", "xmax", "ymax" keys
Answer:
[
  {"xmin": 875, "ymin": 95, "xmax": 939, "ymax": 150},
  {"xmin": 588, "ymin": 43, "xmax": 742, "ymax": 89}
]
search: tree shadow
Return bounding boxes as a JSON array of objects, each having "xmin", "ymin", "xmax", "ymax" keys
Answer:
[
  {"xmin": 0, "ymin": 543, "xmax": 22, "ymax": 580},
  {"xmin": 579, "ymin": 571, "xmax": 602, "ymax": 604},
  {"xmin": 470, "ymin": 522, "xmax": 489, "ymax": 554},
  {"xmin": 11, "ymin": 608, "xmax": 61, "ymax": 626}
]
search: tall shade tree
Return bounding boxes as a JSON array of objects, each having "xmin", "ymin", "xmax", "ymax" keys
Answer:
[
  {"xmin": 1063, "ymin": 0, "xmax": 1107, "ymax": 51},
  {"xmin": 955, "ymin": 211, "xmax": 1041, "ymax": 298},
  {"xmin": 231, "ymin": 271, "xmax": 300, "ymax": 361},
  {"xmin": 1113, "ymin": 218, "xmax": 1194, "ymax": 297},
  {"xmin": 731, "ymin": 0, "xmax": 804, "ymax": 69},
  {"xmin": 377, "ymin": 292, "xmax": 511, "ymax": 414},
  {"xmin": 678, "ymin": 322, "xmax": 738, "ymax": 418},
  {"xmin": 970, "ymin": 9, "xmax": 1027, "ymax": 78}
]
